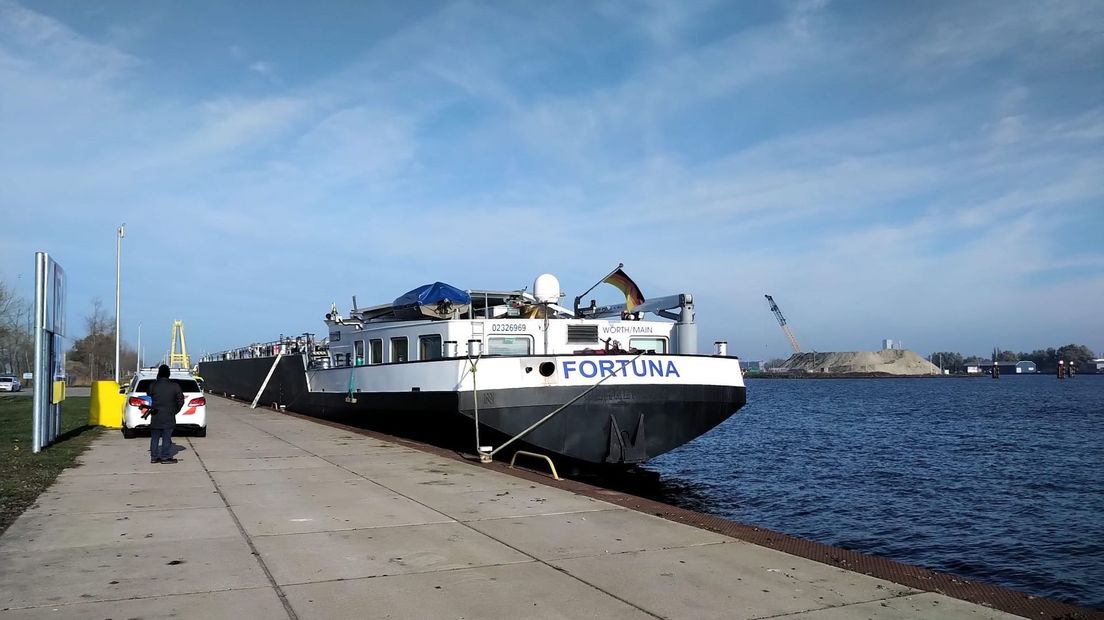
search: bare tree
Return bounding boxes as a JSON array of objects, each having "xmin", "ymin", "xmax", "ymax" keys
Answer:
[
  {"xmin": 1, "ymin": 282, "xmax": 139, "ymax": 383},
  {"xmin": 0, "ymin": 280, "xmax": 34, "ymax": 375},
  {"xmin": 85, "ymin": 298, "xmax": 112, "ymax": 341},
  {"xmin": 68, "ymin": 297, "xmax": 118, "ymax": 383}
]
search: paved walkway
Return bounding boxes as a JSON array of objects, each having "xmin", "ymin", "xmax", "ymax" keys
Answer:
[{"xmin": 0, "ymin": 397, "xmax": 1021, "ymax": 619}]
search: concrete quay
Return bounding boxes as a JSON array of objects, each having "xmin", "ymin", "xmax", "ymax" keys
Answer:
[{"xmin": 0, "ymin": 397, "xmax": 1056, "ymax": 619}]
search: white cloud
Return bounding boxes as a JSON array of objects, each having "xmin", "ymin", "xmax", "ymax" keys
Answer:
[
  {"xmin": 785, "ymin": 0, "xmax": 829, "ymax": 38},
  {"xmin": 248, "ymin": 60, "xmax": 274, "ymax": 77},
  {"xmin": 908, "ymin": 0, "xmax": 1104, "ymax": 72},
  {"xmin": 505, "ymin": 18, "xmax": 823, "ymax": 166},
  {"xmin": 186, "ymin": 96, "xmax": 306, "ymax": 156},
  {"xmin": 596, "ymin": 0, "xmax": 718, "ymax": 49},
  {"xmin": 0, "ymin": 1, "xmax": 1100, "ymax": 357},
  {"xmin": 0, "ymin": 0, "xmax": 138, "ymax": 80}
]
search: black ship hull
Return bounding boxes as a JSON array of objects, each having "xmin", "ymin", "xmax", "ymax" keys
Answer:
[{"xmin": 198, "ymin": 356, "xmax": 746, "ymax": 465}]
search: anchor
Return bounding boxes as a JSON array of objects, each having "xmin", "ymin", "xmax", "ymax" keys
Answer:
[{"xmin": 605, "ymin": 413, "xmax": 647, "ymax": 463}]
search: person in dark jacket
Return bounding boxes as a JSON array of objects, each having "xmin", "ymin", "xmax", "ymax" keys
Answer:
[{"xmin": 145, "ymin": 364, "xmax": 184, "ymax": 463}]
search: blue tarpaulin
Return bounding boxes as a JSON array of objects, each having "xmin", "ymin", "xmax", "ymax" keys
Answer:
[{"xmin": 393, "ymin": 282, "xmax": 471, "ymax": 309}]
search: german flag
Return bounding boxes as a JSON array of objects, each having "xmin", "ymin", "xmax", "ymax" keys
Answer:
[{"xmin": 604, "ymin": 268, "xmax": 645, "ymax": 311}]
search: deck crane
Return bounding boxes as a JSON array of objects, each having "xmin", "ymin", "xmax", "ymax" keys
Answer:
[{"xmin": 764, "ymin": 295, "xmax": 802, "ymax": 353}]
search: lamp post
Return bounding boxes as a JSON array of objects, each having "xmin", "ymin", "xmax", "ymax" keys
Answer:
[{"xmin": 114, "ymin": 224, "xmax": 125, "ymax": 384}]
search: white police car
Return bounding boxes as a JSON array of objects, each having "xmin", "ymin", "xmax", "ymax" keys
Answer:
[{"xmin": 121, "ymin": 368, "xmax": 207, "ymax": 438}]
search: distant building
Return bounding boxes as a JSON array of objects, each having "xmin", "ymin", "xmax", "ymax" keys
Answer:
[
  {"xmin": 1082, "ymin": 359, "xmax": 1104, "ymax": 374},
  {"xmin": 739, "ymin": 360, "xmax": 762, "ymax": 373},
  {"xmin": 881, "ymin": 339, "xmax": 901, "ymax": 351},
  {"xmin": 977, "ymin": 361, "xmax": 1036, "ymax": 374}
]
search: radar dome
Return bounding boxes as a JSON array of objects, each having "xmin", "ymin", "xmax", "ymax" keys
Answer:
[{"xmin": 533, "ymin": 274, "xmax": 561, "ymax": 304}]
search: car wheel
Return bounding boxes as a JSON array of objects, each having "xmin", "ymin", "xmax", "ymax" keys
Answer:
[
  {"xmin": 122, "ymin": 425, "xmax": 136, "ymax": 439},
  {"xmin": 194, "ymin": 427, "xmax": 207, "ymax": 437}
]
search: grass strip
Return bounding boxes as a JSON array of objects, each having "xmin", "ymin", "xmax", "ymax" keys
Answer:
[{"xmin": 0, "ymin": 395, "xmax": 103, "ymax": 535}]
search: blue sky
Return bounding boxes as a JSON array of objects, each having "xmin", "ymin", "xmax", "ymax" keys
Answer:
[{"xmin": 2, "ymin": 0, "xmax": 1102, "ymax": 361}]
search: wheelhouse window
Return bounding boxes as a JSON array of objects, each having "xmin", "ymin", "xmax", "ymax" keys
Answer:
[
  {"xmin": 390, "ymin": 337, "xmax": 408, "ymax": 363},
  {"xmin": 630, "ymin": 337, "xmax": 667, "ymax": 354},
  {"xmin": 369, "ymin": 339, "xmax": 383, "ymax": 365},
  {"xmin": 354, "ymin": 340, "xmax": 365, "ymax": 366},
  {"xmin": 418, "ymin": 335, "xmax": 443, "ymax": 360},
  {"xmin": 487, "ymin": 335, "xmax": 532, "ymax": 356}
]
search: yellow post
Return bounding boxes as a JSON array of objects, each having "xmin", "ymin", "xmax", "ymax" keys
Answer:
[{"xmin": 90, "ymin": 380, "xmax": 125, "ymax": 428}]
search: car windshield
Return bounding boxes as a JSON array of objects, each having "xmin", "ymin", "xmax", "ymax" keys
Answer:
[
  {"xmin": 0, "ymin": 378, "xmax": 13, "ymax": 383},
  {"xmin": 135, "ymin": 379, "xmax": 201, "ymax": 392}
]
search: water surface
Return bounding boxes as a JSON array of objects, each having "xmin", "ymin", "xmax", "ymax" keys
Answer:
[{"xmin": 644, "ymin": 375, "xmax": 1104, "ymax": 610}]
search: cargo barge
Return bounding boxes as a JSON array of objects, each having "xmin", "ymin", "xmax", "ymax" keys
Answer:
[{"xmin": 198, "ymin": 274, "xmax": 746, "ymax": 465}]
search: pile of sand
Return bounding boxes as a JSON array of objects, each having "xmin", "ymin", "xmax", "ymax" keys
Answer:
[{"xmin": 778, "ymin": 349, "xmax": 941, "ymax": 375}]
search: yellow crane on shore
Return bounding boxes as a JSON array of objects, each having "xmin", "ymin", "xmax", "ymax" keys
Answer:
[{"xmin": 168, "ymin": 320, "xmax": 190, "ymax": 369}]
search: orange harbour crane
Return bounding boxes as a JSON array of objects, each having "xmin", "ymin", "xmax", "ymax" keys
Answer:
[{"xmin": 765, "ymin": 295, "xmax": 802, "ymax": 353}]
